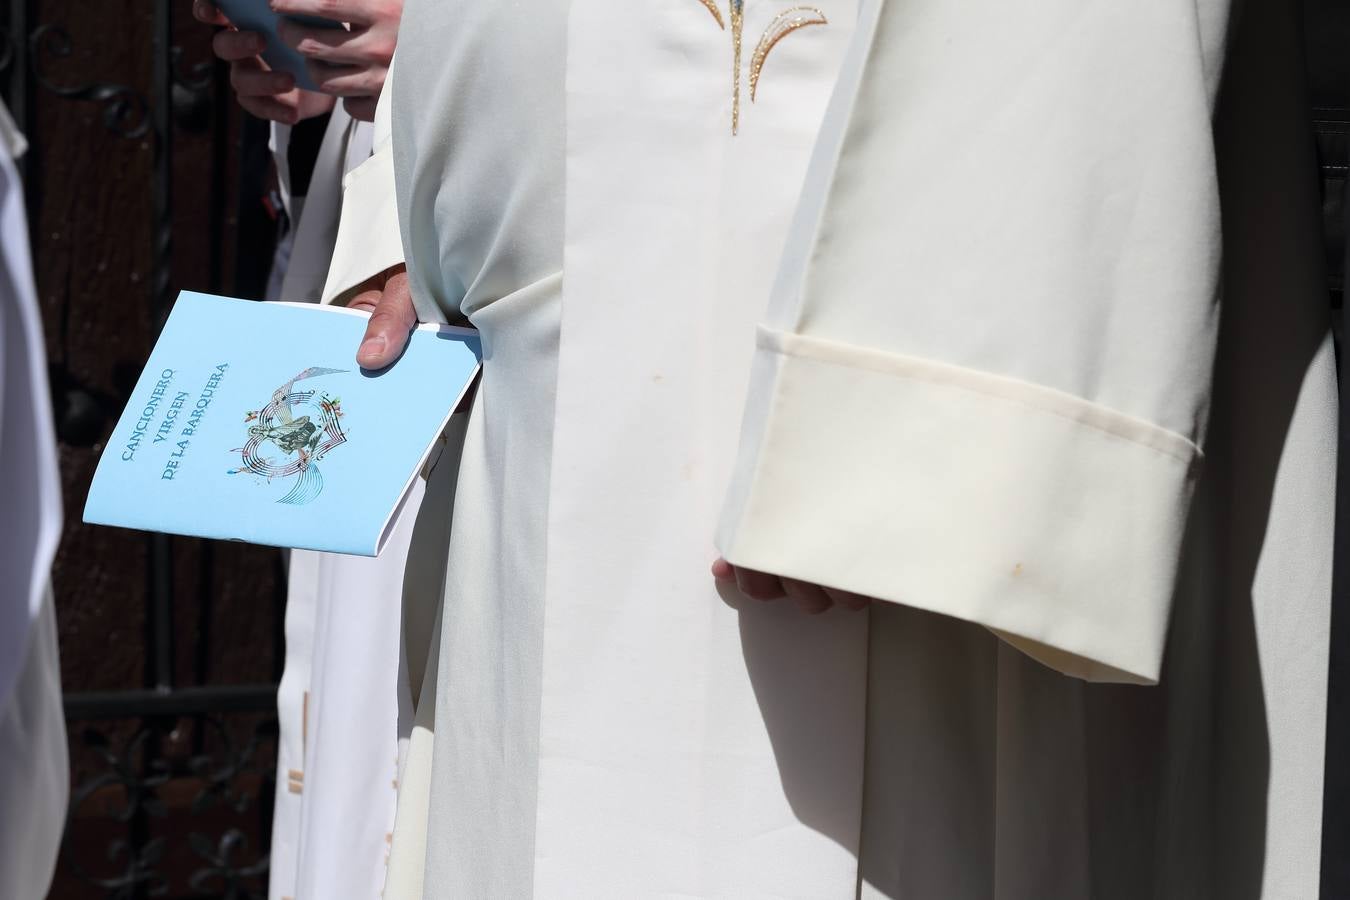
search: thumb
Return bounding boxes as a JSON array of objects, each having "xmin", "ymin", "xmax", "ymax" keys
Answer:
[{"xmin": 356, "ymin": 271, "xmax": 417, "ymax": 369}]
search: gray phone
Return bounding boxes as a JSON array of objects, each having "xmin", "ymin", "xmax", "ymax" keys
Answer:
[{"xmin": 212, "ymin": 0, "xmax": 345, "ymax": 92}]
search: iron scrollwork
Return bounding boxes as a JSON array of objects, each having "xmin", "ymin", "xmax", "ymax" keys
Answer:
[
  {"xmin": 187, "ymin": 830, "xmax": 270, "ymax": 900},
  {"xmin": 64, "ymin": 716, "xmax": 276, "ymax": 899},
  {"xmin": 170, "ymin": 45, "xmax": 213, "ymax": 131},
  {"xmin": 24, "ymin": 18, "xmax": 215, "ymax": 135},
  {"xmin": 29, "ymin": 23, "xmax": 150, "ymax": 138},
  {"xmin": 63, "ymin": 728, "xmax": 172, "ymax": 898}
]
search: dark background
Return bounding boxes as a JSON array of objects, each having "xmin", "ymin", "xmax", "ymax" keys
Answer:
[
  {"xmin": 3, "ymin": 2, "xmax": 286, "ymax": 897},
  {"xmin": 1, "ymin": 2, "xmax": 1347, "ymax": 899}
]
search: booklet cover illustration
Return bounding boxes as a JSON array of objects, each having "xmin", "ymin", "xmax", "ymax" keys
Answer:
[
  {"xmin": 84, "ymin": 291, "xmax": 481, "ymax": 556},
  {"xmin": 229, "ymin": 366, "xmax": 348, "ymax": 505}
]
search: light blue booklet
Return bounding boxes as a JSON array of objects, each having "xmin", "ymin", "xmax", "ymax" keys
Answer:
[{"xmin": 84, "ymin": 291, "xmax": 480, "ymax": 556}]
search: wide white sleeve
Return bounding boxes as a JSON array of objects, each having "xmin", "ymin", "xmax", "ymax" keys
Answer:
[
  {"xmin": 320, "ymin": 62, "xmax": 405, "ymax": 305},
  {"xmin": 0, "ymin": 100, "xmax": 66, "ymax": 900},
  {"xmin": 716, "ymin": 0, "xmax": 1231, "ymax": 684},
  {"xmin": 0, "ymin": 594, "xmax": 67, "ymax": 900}
]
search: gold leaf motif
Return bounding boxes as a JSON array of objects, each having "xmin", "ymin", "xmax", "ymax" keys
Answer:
[
  {"xmin": 750, "ymin": 7, "xmax": 828, "ymax": 102},
  {"xmin": 730, "ymin": 1, "xmax": 744, "ymax": 135},
  {"xmin": 696, "ymin": 0, "xmax": 726, "ymax": 29},
  {"xmin": 690, "ymin": 0, "xmax": 827, "ymax": 135}
]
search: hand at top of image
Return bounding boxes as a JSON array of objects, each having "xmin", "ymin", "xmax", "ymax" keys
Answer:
[
  {"xmin": 192, "ymin": 0, "xmax": 335, "ymax": 124},
  {"xmin": 272, "ymin": 0, "xmax": 403, "ymax": 123}
]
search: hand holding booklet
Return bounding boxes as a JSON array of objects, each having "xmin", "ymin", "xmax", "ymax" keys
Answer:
[{"xmin": 84, "ymin": 291, "xmax": 480, "ymax": 556}]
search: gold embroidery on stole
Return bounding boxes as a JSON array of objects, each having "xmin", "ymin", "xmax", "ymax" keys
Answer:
[
  {"xmin": 750, "ymin": 7, "xmax": 829, "ymax": 102},
  {"xmin": 691, "ymin": 1, "xmax": 828, "ymax": 135}
]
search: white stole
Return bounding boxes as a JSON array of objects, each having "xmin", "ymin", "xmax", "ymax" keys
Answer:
[{"xmin": 535, "ymin": 2, "xmax": 868, "ymax": 894}]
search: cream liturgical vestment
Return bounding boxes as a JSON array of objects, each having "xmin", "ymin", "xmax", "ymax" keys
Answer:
[
  {"xmin": 265, "ymin": 107, "xmax": 412, "ymax": 900},
  {"xmin": 333, "ymin": 0, "xmax": 1334, "ymax": 896},
  {"xmin": 0, "ymin": 100, "xmax": 68, "ymax": 900}
]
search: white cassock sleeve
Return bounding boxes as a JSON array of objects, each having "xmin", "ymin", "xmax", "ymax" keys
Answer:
[
  {"xmin": 716, "ymin": 0, "xmax": 1230, "ymax": 685},
  {"xmin": 0, "ymin": 98, "xmax": 68, "ymax": 900},
  {"xmin": 320, "ymin": 62, "xmax": 406, "ymax": 306}
]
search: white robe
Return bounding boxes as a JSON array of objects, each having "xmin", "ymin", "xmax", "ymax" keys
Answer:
[
  {"xmin": 0, "ymin": 99, "xmax": 68, "ymax": 900},
  {"xmin": 264, "ymin": 106, "xmax": 413, "ymax": 900},
  {"xmin": 353, "ymin": 0, "xmax": 1332, "ymax": 895}
]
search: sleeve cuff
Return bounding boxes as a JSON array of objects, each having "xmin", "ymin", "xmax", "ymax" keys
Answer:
[
  {"xmin": 320, "ymin": 138, "xmax": 405, "ymax": 306},
  {"xmin": 716, "ymin": 326, "xmax": 1202, "ymax": 684}
]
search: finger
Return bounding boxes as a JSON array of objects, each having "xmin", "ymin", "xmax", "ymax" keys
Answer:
[
  {"xmin": 305, "ymin": 60, "xmax": 383, "ymax": 97},
  {"xmin": 823, "ymin": 586, "xmax": 872, "ymax": 611},
  {"xmin": 343, "ymin": 265, "xmax": 395, "ymax": 299},
  {"xmin": 346, "ymin": 288, "xmax": 382, "ymax": 314},
  {"xmin": 734, "ymin": 566, "xmax": 786, "ymax": 601},
  {"xmin": 193, "ymin": 0, "xmax": 230, "ymax": 25},
  {"xmin": 289, "ymin": 88, "xmax": 339, "ymax": 120},
  {"xmin": 231, "ymin": 60, "xmax": 296, "ymax": 98},
  {"xmin": 342, "ymin": 263, "xmax": 403, "ymax": 307},
  {"xmin": 270, "ymin": 0, "xmax": 379, "ymax": 27},
  {"xmin": 823, "ymin": 586, "xmax": 872, "ymax": 612},
  {"xmin": 357, "ymin": 271, "xmax": 417, "ymax": 369},
  {"xmin": 783, "ymin": 578, "xmax": 833, "ymax": 615},
  {"xmin": 277, "ymin": 20, "xmax": 392, "ymax": 67},
  {"xmin": 238, "ymin": 94, "xmax": 303, "ymax": 124},
  {"xmin": 213, "ymin": 29, "xmax": 267, "ymax": 62},
  {"xmin": 343, "ymin": 95, "xmax": 377, "ymax": 122},
  {"xmin": 710, "ymin": 558, "xmax": 736, "ymax": 581}
]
